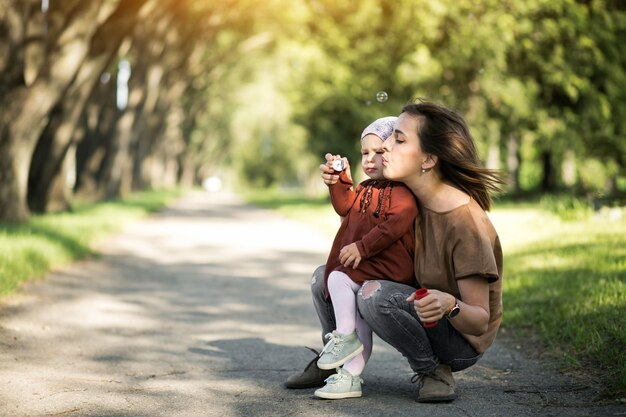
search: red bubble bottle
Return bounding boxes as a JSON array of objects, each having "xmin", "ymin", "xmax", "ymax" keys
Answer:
[{"xmin": 414, "ymin": 288, "xmax": 438, "ymax": 328}]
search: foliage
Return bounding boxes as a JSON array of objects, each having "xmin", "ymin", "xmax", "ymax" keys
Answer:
[
  {"xmin": 539, "ymin": 194, "xmax": 595, "ymax": 221},
  {"xmin": 275, "ymin": 0, "xmax": 626, "ymax": 195},
  {"xmin": 493, "ymin": 205, "xmax": 626, "ymax": 397},
  {"xmin": 2, "ymin": 0, "xmax": 625, "ymax": 222}
]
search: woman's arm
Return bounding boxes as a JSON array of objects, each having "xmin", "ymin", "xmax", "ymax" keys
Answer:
[{"xmin": 406, "ymin": 276, "xmax": 490, "ymax": 336}]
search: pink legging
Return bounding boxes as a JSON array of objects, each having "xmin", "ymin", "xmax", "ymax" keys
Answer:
[{"xmin": 327, "ymin": 270, "xmax": 373, "ymax": 376}]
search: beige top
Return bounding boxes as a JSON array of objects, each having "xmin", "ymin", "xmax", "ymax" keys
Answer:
[{"xmin": 415, "ymin": 198, "xmax": 503, "ymax": 353}]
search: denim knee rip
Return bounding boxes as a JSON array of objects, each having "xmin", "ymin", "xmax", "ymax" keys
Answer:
[{"xmin": 359, "ymin": 280, "xmax": 381, "ymax": 300}]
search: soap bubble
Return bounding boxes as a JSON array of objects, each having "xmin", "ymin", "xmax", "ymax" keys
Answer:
[{"xmin": 376, "ymin": 91, "xmax": 389, "ymax": 102}]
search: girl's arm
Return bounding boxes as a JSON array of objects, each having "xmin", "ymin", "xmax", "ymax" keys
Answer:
[
  {"xmin": 328, "ymin": 170, "xmax": 358, "ymax": 216},
  {"xmin": 320, "ymin": 154, "xmax": 357, "ymax": 216}
]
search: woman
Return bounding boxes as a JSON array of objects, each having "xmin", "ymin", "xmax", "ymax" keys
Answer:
[{"xmin": 285, "ymin": 99, "xmax": 503, "ymax": 403}]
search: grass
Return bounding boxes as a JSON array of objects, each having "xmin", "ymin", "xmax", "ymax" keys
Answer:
[
  {"xmin": 243, "ymin": 189, "xmax": 626, "ymax": 397},
  {"xmin": 490, "ymin": 205, "xmax": 626, "ymax": 397},
  {"xmin": 0, "ymin": 188, "xmax": 183, "ymax": 297}
]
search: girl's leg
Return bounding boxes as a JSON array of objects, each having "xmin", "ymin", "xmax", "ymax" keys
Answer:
[
  {"xmin": 327, "ymin": 271, "xmax": 361, "ymax": 334},
  {"xmin": 316, "ymin": 271, "xmax": 364, "ymax": 371},
  {"xmin": 342, "ymin": 309, "xmax": 372, "ymax": 376},
  {"xmin": 314, "ymin": 272, "xmax": 366, "ymax": 399}
]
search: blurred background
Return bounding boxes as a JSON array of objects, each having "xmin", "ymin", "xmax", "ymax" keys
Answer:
[{"xmin": 1, "ymin": 0, "xmax": 625, "ymax": 222}]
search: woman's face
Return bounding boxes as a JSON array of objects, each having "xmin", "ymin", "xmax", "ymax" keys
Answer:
[
  {"xmin": 360, "ymin": 134, "xmax": 385, "ymax": 180},
  {"xmin": 381, "ymin": 113, "xmax": 424, "ymax": 182}
]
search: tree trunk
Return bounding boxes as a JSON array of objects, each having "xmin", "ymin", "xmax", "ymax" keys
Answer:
[
  {"xmin": 540, "ymin": 150, "xmax": 557, "ymax": 192},
  {"xmin": 132, "ymin": 112, "xmax": 167, "ymax": 190},
  {"xmin": 74, "ymin": 81, "xmax": 119, "ymax": 200},
  {"xmin": 128, "ymin": 23, "xmax": 197, "ymax": 189},
  {"xmin": 158, "ymin": 80, "xmax": 187, "ymax": 188},
  {"xmin": 131, "ymin": 65, "xmax": 165, "ymax": 190},
  {"xmin": 44, "ymin": 144, "xmax": 76, "ymax": 213},
  {"xmin": 0, "ymin": 1, "xmax": 105, "ymax": 222},
  {"xmin": 506, "ymin": 134, "xmax": 521, "ymax": 195},
  {"xmin": 561, "ymin": 149, "xmax": 576, "ymax": 189},
  {"xmin": 104, "ymin": 111, "xmax": 136, "ymax": 199},
  {"xmin": 27, "ymin": 0, "xmax": 152, "ymax": 213},
  {"xmin": 486, "ymin": 122, "xmax": 500, "ymax": 171},
  {"xmin": 28, "ymin": 104, "xmax": 65, "ymax": 213},
  {"xmin": 0, "ymin": 85, "xmax": 56, "ymax": 222},
  {"xmin": 605, "ymin": 176, "xmax": 617, "ymax": 195}
]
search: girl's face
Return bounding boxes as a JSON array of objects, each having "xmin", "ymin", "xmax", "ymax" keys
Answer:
[
  {"xmin": 381, "ymin": 113, "xmax": 424, "ymax": 182},
  {"xmin": 360, "ymin": 134, "xmax": 385, "ymax": 180}
]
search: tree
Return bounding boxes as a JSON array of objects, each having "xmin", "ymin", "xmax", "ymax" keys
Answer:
[
  {"xmin": 505, "ymin": 0, "xmax": 626, "ymax": 192},
  {"xmin": 0, "ymin": 0, "xmax": 147, "ymax": 222},
  {"xmin": 27, "ymin": 0, "xmax": 152, "ymax": 211}
]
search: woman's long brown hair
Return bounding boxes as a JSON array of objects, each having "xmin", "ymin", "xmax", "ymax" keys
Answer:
[{"xmin": 402, "ymin": 99, "xmax": 505, "ymax": 211}]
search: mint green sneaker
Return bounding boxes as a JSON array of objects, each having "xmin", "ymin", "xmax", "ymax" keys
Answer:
[
  {"xmin": 317, "ymin": 331, "xmax": 364, "ymax": 370},
  {"xmin": 314, "ymin": 368, "xmax": 363, "ymax": 399}
]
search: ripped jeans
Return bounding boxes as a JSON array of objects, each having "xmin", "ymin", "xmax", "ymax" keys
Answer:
[{"xmin": 311, "ymin": 265, "xmax": 481, "ymax": 373}]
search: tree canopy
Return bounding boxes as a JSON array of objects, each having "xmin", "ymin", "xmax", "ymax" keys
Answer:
[{"xmin": 0, "ymin": 0, "xmax": 625, "ymax": 222}]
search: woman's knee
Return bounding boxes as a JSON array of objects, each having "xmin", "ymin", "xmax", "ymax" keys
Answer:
[
  {"xmin": 357, "ymin": 280, "xmax": 411, "ymax": 318},
  {"xmin": 311, "ymin": 265, "xmax": 326, "ymax": 297},
  {"xmin": 357, "ymin": 281, "xmax": 385, "ymax": 321},
  {"xmin": 360, "ymin": 280, "xmax": 382, "ymax": 300}
]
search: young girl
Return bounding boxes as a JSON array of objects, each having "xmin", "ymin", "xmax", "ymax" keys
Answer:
[{"xmin": 315, "ymin": 116, "xmax": 418, "ymax": 399}]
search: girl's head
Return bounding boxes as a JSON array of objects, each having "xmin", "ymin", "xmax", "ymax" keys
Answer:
[
  {"xmin": 360, "ymin": 116, "xmax": 397, "ymax": 180},
  {"xmin": 382, "ymin": 99, "xmax": 503, "ymax": 210}
]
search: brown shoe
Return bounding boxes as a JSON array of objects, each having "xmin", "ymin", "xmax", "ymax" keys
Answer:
[
  {"xmin": 284, "ymin": 347, "xmax": 336, "ymax": 389},
  {"xmin": 412, "ymin": 364, "xmax": 458, "ymax": 402}
]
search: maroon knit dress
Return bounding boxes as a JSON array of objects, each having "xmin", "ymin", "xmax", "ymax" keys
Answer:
[{"xmin": 323, "ymin": 171, "xmax": 418, "ymax": 298}]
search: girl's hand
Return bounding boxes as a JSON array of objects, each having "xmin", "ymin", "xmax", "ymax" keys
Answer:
[
  {"xmin": 338, "ymin": 243, "xmax": 362, "ymax": 269},
  {"xmin": 320, "ymin": 153, "xmax": 352, "ymax": 185}
]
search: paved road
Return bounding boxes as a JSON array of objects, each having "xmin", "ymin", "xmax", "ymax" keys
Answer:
[{"xmin": 0, "ymin": 192, "xmax": 623, "ymax": 417}]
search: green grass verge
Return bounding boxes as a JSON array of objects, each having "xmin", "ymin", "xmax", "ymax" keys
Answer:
[
  {"xmin": 0, "ymin": 189, "xmax": 183, "ymax": 297},
  {"xmin": 243, "ymin": 189, "xmax": 626, "ymax": 397}
]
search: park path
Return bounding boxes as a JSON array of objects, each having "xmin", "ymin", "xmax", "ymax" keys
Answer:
[{"xmin": 0, "ymin": 191, "xmax": 623, "ymax": 417}]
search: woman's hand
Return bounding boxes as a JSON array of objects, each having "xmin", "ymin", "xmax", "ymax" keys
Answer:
[
  {"xmin": 338, "ymin": 243, "xmax": 362, "ymax": 269},
  {"xmin": 406, "ymin": 277, "xmax": 491, "ymax": 336},
  {"xmin": 320, "ymin": 153, "xmax": 351, "ymax": 185},
  {"xmin": 406, "ymin": 289, "xmax": 455, "ymax": 326}
]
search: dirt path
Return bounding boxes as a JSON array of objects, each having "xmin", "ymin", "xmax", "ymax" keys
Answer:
[{"xmin": 0, "ymin": 192, "xmax": 622, "ymax": 417}]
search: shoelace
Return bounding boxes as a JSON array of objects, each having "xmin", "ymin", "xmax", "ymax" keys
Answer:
[
  {"xmin": 324, "ymin": 370, "xmax": 363, "ymax": 385},
  {"xmin": 319, "ymin": 332, "xmax": 344, "ymax": 357},
  {"xmin": 410, "ymin": 373, "xmax": 426, "ymax": 388},
  {"xmin": 411, "ymin": 371, "xmax": 451, "ymax": 388}
]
